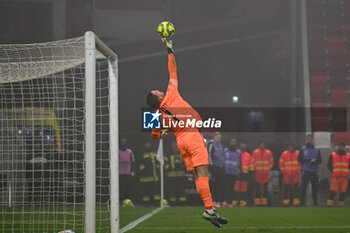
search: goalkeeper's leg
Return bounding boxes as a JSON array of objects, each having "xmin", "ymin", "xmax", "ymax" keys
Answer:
[
  {"xmin": 179, "ymin": 142, "xmax": 227, "ymax": 227},
  {"xmin": 193, "ymin": 165, "xmax": 228, "ymax": 227}
]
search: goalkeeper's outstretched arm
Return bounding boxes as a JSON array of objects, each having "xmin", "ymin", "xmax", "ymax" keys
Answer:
[
  {"xmin": 161, "ymin": 38, "xmax": 177, "ymax": 82},
  {"xmin": 168, "ymin": 52, "xmax": 177, "ymax": 82}
]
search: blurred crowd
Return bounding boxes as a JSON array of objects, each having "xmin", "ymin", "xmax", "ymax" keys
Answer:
[{"xmin": 120, "ymin": 133, "xmax": 350, "ymax": 207}]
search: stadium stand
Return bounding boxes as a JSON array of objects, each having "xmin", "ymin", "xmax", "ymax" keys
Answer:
[
  {"xmin": 311, "ymin": 103, "xmax": 330, "ymax": 131},
  {"xmin": 311, "ymin": 76, "xmax": 328, "ymax": 93},
  {"xmin": 334, "ymin": 132, "xmax": 350, "ymax": 145},
  {"xmin": 312, "ymin": 116, "xmax": 331, "ymax": 131},
  {"xmin": 312, "ymin": 103, "xmax": 330, "ymax": 117},
  {"xmin": 331, "ymin": 89, "xmax": 348, "ymax": 106},
  {"xmin": 314, "ymin": 132, "xmax": 331, "ymax": 147},
  {"xmin": 329, "ymin": 74, "xmax": 347, "ymax": 89},
  {"xmin": 327, "ymin": 36, "xmax": 344, "ymax": 52},
  {"xmin": 307, "ymin": 0, "xmax": 349, "ymax": 143},
  {"xmin": 311, "ymin": 76, "xmax": 329, "ymax": 103}
]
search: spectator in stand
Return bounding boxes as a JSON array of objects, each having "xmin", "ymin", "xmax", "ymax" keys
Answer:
[
  {"xmin": 298, "ymin": 134, "xmax": 322, "ymax": 206},
  {"xmin": 223, "ymin": 138, "xmax": 240, "ymax": 207},
  {"xmin": 327, "ymin": 142, "xmax": 350, "ymax": 207},
  {"xmin": 232, "ymin": 142, "xmax": 252, "ymax": 207},
  {"xmin": 119, "ymin": 138, "xmax": 135, "ymax": 205},
  {"xmin": 207, "ymin": 132, "xmax": 225, "ymax": 207},
  {"xmin": 251, "ymin": 141, "xmax": 274, "ymax": 206},
  {"xmin": 279, "ymin": 144, "xmax": 301, "ymax": 207}
]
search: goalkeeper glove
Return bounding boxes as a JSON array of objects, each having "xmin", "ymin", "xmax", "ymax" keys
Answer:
[
  {"xmin": 161, "ymin": 38, "xmax": 174, "ymax": 53},
  {"xmin": 160, "ymin": 129, "xmax": 168, "ymax": 139}
]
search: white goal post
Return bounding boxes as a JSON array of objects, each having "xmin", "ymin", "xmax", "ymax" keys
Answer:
[
  {"xmin": 85, "ymin": 32, "xmax": 119, "ymax": 233},
  {"xmin": 0, "ymin": 31, "xmax": 119, "ymax": 233}
]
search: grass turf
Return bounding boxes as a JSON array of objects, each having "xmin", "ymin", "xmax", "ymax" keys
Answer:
[
  {"xmin": 1, "ymin": 206, "xmax": 154, "ymax": 233},
  {"xmin": 128, "ymin": 207, "xmax": 350, "ymax": 233},
  {"xmin": 2, "ymin": 206, "xmax": 350, "ymax": 232},
  {"xmin": 120, "ymin": 206, "xmax": 155, "ymax": 228}
]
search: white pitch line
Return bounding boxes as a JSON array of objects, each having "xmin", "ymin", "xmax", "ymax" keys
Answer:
[
  {"xmin": 136, "ymin": 225, "xmax": 350, "ymax": 230},
  {"xmin": 120, "ymin": 206, "xmax": 166, "ymax": 233}
]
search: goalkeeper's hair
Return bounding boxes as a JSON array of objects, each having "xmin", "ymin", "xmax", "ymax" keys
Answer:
[{"xmin": 146, "ymin": 91, "xmax": 161, "ymax": 109}]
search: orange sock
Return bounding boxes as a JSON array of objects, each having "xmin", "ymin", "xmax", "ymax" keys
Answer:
[{"xmin": 195, "ymin": 177, "xmax": 213, "ymax": 210}]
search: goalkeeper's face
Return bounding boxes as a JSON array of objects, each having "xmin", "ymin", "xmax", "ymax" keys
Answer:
[{"xmin": 146, "ymin": 90, "xmax": 164, "ymax": 109}]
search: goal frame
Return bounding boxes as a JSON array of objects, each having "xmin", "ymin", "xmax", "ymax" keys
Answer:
[{"xmin": 85, "ymin": 31, "xmax": 119, "ymax": 233}]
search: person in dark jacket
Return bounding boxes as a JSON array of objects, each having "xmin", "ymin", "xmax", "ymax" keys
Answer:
[
  {"xmin": 298, "ymin": 134, "xmax": 322, "ymax": 206},
  {"xmin": 223, "ymin": 138, "xmax": 240, "ymax": 206}
]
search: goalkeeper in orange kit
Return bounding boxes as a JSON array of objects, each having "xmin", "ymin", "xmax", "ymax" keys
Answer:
[{"xmin": 146, "ymin": 38, "xmax": 228, "ymax": 228}]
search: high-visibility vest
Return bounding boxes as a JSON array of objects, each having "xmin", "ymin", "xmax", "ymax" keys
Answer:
[
  {"xmin": 251, "ymin": 148, "xmax": 274, "ymax": 171},
  {"xmin": 139, "ymin": 152, "xmax": 159, "ymax": 182},
  {"xmin": 279, "ymin": 150, "xmax": 301, "ymax": 175},
  {"xmin": 240, "ymin": 151, "xmax": 252, "ymax": 174},
  {"xmin": 331, "ymin": 152, "xmax": 350, "ymax": 177},
  {"xmin": 165, "ymin": 153, "xmax": 186, "ymax": 177}
]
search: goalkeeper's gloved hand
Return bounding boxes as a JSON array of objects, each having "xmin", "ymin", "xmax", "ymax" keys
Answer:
[
  {"xmin": 160, "ymin": 129, "xmax": 168, "ymax": 139},
  {"xmin": 161, "ymin": 38, "xmax": 174, "ymax": 53}
]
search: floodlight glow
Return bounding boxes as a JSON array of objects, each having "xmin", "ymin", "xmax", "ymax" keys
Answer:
[{"xmin": 232, "ymin": 96, "xmax": 239, "ymax": 103}]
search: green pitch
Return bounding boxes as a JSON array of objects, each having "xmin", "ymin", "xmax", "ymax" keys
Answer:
[
  {"xmin": 2, "ymin": 206, "xmax": 350, "ymax": 232},
  {"xmin": 125, "ymin": 207, "xmax": 350, "ymax": 233},
  {"xmin": 1, "ymin": 206, "xmax": 154, "ymax": 233}
]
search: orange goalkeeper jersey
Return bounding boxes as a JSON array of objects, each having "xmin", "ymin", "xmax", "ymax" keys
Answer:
[{"xmin": 152, "ymin": 52, "xmax": 202, "ymax": 140}]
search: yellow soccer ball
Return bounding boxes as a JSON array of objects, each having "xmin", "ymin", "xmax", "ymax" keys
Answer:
[
  {"xmin": 161, "ymin": 199, "xmax": 169, "ymax": 206},
  {"xmin": 122, "ymin": 199, "xmax": 134, "ymax": 207},
  {"xmin": 157, "ymin": 21, "xmax": 175, "ymax": 38}
]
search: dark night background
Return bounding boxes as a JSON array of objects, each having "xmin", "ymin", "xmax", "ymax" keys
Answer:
[{"xmin": 0, "ymin": 0, "xmax": 309, "ymax": 155}]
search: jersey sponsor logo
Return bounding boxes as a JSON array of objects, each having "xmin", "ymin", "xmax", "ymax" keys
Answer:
[{"xmin": 143, "ymin": 110, "xmax": 161, "ymax": 129}]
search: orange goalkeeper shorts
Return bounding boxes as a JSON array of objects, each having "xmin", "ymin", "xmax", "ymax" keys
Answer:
[
  {"xmin": 330, "ymin": 176, "xmax": 348, "ymax": 193},
  {"xmin": 177, "ymin": 133, "xmax": 209, "ymax": 172}
]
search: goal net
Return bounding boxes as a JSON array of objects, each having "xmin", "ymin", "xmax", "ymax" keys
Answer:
[{"xmin": 0, "ymin": 32, "xmax": 119, "ymax": 233}]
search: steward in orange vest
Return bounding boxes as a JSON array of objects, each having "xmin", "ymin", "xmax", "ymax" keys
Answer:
[
  {"xmin": 251, "ymin": 141, "xmax": 274, "ymax": 206},
  {"xmin": 327, "ymin": 142, "xmax": 350, "ymax": 207},
  {"xmin": 232, "ymin": 142, "xmax": 252, "ymax": 207},
  {"xmin": 279, "ymin": 144, "xmax": 301, "ymax": 206}
]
